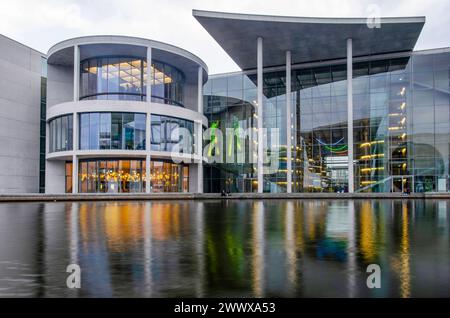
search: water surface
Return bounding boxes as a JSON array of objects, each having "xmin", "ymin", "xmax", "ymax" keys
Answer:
[{"xmin": 0, "ymin": 199, "xmax": 449, "ymax": 297}]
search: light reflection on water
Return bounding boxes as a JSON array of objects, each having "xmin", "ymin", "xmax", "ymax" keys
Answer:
[{"xmin": 0, "ymin": 199, "xmax": 449, "ymax": 298}]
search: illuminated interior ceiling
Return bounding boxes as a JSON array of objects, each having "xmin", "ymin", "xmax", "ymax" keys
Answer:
[{"xmin": 194, "ymin": 10, "xmax": 425, "ymax": 70}]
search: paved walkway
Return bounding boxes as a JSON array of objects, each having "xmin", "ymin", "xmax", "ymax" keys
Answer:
[{"xmin": 1, "ymin": 192, "xmax": 450, "ymax": 202}]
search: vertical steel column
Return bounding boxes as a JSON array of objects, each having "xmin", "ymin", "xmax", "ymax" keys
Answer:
[
  {"xmin": 347, "ymin": 38, "xmax": 354, "ymax": 193},
  {"xmin": 73, "ymin": 45, "xmax": 79, "ymax": 102},
  {"xmin": 286, "ymin": 51, "xmax": 292, "ymax": 193},
  {"xmin": 72, "ymin": 45, "xmax": 80, "ymax": 193},
  {"xmin": 197, "ymin": 67, "xmax": 204, "ymax": 193},
  {"xmin": 257, "ymin": 37, "xmax": 264, "ymax": 193},
  {"xmin": 72, "ymin": 112, "xmax": 78, "ymax": 194},
  {"xmin": 145, "ymin": 46, "xmax": 152, "ymax": 193}
]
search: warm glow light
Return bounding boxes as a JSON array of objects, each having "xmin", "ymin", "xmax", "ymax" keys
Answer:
[
  {"xmin": 360, "ymin": 154, "xmax": 384, "ymax": 160},
  {"xmin": 360, "ymin": 167, "xmax": 384, "ymax": 173}
]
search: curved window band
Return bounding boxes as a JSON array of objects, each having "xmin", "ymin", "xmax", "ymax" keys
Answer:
[
  {"xmin": 80, "ymin": 92, "xmax": 184, "ymax": 107},
  {"xmin": 49, "ymin": 114, "xmax": 73, "ymax": 153},
  {"xmin": 79, "ymin": 56, "xmax": 185, "ymax": 107}
]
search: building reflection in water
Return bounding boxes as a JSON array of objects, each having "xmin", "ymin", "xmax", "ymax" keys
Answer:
[
  {"xmin": 194, "ymin": 202, "xmax": 205, "ymax": 297},
  {"xmin": 284, "ymin": 201, "xmax": 297, "ymax": 294},
  {"xmin": 143, "ymin": 203, "xmax": 152, "ymax": 297},
  {"xmin": 251, "ymin": 201, "xmax": 265, "ymax": 297},
  {"xmin": 399, "ymin": 201, "xmax": 411, "ymax": 298},
  {"xmin": 0, "ymin": 199, "xmax": 449, "ymax": 297},
  {"xmin": 347, "ymin": 200, "xmax": 356, "ymax": 298}
]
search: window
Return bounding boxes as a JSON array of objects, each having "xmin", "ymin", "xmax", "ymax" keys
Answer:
[
  {"xmin": 150, "ymin": 161, "xmax": 189, "ymax": 192},
  {"xmin": 79, "ymin": 56, "xmax": 185, "ymax": 106},
  {"xmin": 78, "ymin": 159, "xmax": 145, "ymax": 193},
  {"xmin": 65, "ymin": 162, "xmax": 72, "ymax": 193},
  {"xmin": 79, "ymin": 112, "xmax": 146, "ymax": 151},
  {"xmin": 151, "ymin": 115, "xmax": 194, "ymax": 153},
  {"xmin": 48, "ymin": 114, "xmax": 73, "ymax": 153}
]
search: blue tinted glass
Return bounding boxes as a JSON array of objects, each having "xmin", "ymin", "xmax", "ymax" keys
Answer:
[
  {"xmin": 89, "ymin": 113, "xmax": 99, "ymax": 150},
  {"xmin": 80, "ymin": 113, "xmax": 90, "ymax": 150}
]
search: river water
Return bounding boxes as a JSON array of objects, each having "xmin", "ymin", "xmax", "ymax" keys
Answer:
[{"xmin": 0, "ymin": 199, "xmax": 449, "ymax": 297}]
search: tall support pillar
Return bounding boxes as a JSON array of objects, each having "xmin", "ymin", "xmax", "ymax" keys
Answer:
[
  {"xmin": 72, "ymin": 112, "xmax": 78, "ymax": 193},
  {"xmin": 197, "ymin": 67, "xmax": 204, "ymax": 193},
  {"xmin": 257, "ymin": 37, "xmax": 264, "ymax": 193},
  {"xmin": 145, "ymin": 112, "xmax": 151, "ymax": 193},
  {"xmin": 73, "ymin": 45, "xmax": 79, "ymax": 101},
  {"xmin": 286, "ymin": 51, "xmax": 292, "ymax": 193},
  {"xmin": 146, "ymin": 46, "xmax": 152, "ymax": 193},
  {"xmin": 72, "ymin": 45, "xmax": 80, "ymax": 193},
  {"xmin": 347, "ymin": 38, "xmax": 354, "ymax": 193}
]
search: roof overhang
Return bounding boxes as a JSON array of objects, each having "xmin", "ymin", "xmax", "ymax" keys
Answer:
[{"xmin": 193, "ymin": 10, "xmax": 425, "ymax": 70}]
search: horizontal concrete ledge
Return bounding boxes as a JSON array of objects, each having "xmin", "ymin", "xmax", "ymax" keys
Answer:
[{"xmin": 1, "ymin": 192, "xmax": 450, "ymax": 202}]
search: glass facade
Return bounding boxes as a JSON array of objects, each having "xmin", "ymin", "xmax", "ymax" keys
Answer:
[
  {"xmin": 79, "ymin": 112, "xmax": 146, "ymax": 150},
  {"xmin": 203, "ymin": 50, "xmax": 450, "ymax": 193},
  {"xmin": 150, "ymin": 161, "xmax": 189, "ymax": 193},
  {"xmin": 151, "ymin": 115, "xmax": 194, "ymax": 153},
  {"xmin": 80, "ymin": 57, "xmax": 184, "ymax": 106},
  {"xmin": 76, "ymin": 159, "xmax": 189, "ymax": 193},
  {"xmin": 78, "ymin": 159, "xmax": 146, "ymax": 193},
  {"xmin": 151, "ymin": 61, "xmax": 185, "ymax": 107},
  {"xmin": 65, "ymin": 161, "xmax": 72, "ymax": 193},
  {"xmin": 48, "ymin": 114, "xmax": 73, "ymax": 152}
]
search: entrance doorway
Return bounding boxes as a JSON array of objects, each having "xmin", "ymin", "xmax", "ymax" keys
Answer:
[{"xmin": 392, "ymin": 176, "xmax": 412, "ymax": 193}]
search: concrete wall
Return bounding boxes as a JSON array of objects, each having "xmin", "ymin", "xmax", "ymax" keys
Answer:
[
  {"xmin": 0, "ymin": 35, "xmax": 44, "ymax": 193},
  {"xmin": 47, "ymin": 64, "xmax": 73, "ymax": 108},
  {"xmin": 189, "ymin": 163, "xmax": 199, "ymax": 193},
  {"xmin": 45, "ymin": 160, "xmax": 66, "ymax": 194},
  {"xmin": 184, "ymin": 81, "xmax": 199, "ymax": 112}
]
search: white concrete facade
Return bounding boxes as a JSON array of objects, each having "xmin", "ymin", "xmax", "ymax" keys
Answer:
[
  {"xmin": 0, "ymin": 35, "xmax": 45, "ymax": 193},
  {"xmin": 45, "ymin": 36, "xmax": 208, "ymax": 194}
]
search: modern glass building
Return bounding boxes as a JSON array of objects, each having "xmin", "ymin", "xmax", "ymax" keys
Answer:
[
  {"xmin": 195, "ymin": 10, "xmax": 450, "ymax": 194},
  {"xmin": 45, "ymin": 36, "xmax": 207, "ymax": 194},
  {"xmin": 1, "ymin": 10, "xmax": 449, "ymax": 195}
]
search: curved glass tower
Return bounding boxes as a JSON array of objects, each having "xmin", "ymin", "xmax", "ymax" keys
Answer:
[{"xmin": 45, "ymin": 36, "xmax": 208, "ymax": 194}]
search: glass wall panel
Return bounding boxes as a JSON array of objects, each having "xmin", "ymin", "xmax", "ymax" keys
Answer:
[
  {"xmin": 150, "ymin": 161, "xmax": 189, "ymax": 192},
  {"xmin": 79, "ymin": 112, "xmax": 146, "ymax": 151},
  {"xmin": 48, "ymin": 114, "xmax": 73, "ymax": 152},
  {"xmin": 203, "ymin": 51, "xmax": 450, "ymax": 193},
  {"xmin": 99, "ymin": 113, "xmax": 111, "ymax": 149},
  {"xmin": 203, "ymin": 73, "xmax": 257, "ymax": 193},
  {"xmin": 80, "ymin": 56, "xmax": 185, "ymax": 106},
  {"xmin": 151, "ymin": 115, "xmax": 194, "ymax": 153},
  {"xmin": 65, "ymin": 161, "xmax": 72, "ymax": 193},
  {"xmin": 78, "ymin": 159, "xmax": 145, "ymax": 193}
]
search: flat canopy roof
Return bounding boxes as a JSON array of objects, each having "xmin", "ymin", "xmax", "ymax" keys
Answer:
[{"xmin": 193, "ymin": 10, "xmax": 425, "ymax": 70}]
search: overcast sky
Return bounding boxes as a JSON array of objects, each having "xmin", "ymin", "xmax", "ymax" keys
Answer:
[{"xmin": 1, "ymin": 0, "xmax": 449, "ymax": 74}]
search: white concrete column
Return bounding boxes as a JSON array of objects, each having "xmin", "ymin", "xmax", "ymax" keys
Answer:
[
  {"xmin": 347, "ymin": 38, "xmax": 354, "ymax": 193},
  {"xmin": 72, "ymin": 112, "xmax": 78, "ymax": 193},
  {"xmin": 257, "ymin": 37, "xmax": 264, "ymax": 193},
  {"xmin": 195, "ymin": 121, "xmax": 203, "ymax": 193},
  {"xmin": 286, "ymin": 51, "xmax": 292, "ymax": 193},
  {"xmin": 145, "ymin": 112, "xmax": 151, "ymax": 193},
  {"xmin": 146, "ymin": 47, "xmax": 152, "ymax": 102},
  {"xmin": 73, "ymin": 45, "xmax": 80, "ymax": 101},
  {"xmin": 197, "ymin": 66, "xmax": 204, "ymax": 193},
  {"xmin": 198, "ymin": 66, "xmax": 203, "ymax": 114},
  {"xmin": 145, "ymin": 46, "xmax": 152, "ymax": 193}
]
